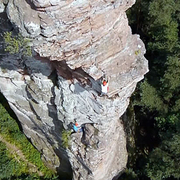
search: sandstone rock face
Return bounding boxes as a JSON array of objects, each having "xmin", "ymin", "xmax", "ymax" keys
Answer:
[{"xmin": 0, "ymin": 0, "xmax": 148, "ymax": 180}]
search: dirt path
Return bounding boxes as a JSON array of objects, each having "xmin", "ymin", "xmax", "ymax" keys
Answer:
[{"xmin": 0, "ymin": 135, "xmax": 43, "ymax": 176}]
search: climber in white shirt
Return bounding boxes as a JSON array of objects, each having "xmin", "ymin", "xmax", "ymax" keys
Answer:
[{"xmin": 100, "ymin": 78, "xmax": 109, "ymax": 96}]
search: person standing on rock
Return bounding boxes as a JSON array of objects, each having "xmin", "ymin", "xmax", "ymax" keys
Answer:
[{"xmin": 100, "ymin": 78, "xmax": 109, "ymax": 96}]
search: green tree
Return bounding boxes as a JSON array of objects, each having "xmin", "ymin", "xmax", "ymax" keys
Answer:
[
  {"xmin": 145, "ymin": 134, "xmax": 180, "ymax": 180},
  {"xmin": 147, "ymin": 0, "xmax": 179, "ymax": 52},
  {"xmin": 139, "ymin": 80, "xmax": 166, "ymax": 113}
]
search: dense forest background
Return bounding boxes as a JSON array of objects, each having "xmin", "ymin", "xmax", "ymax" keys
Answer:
[{"xmin": 119, "ymin": 0, "xmax": 180, "ymax": 180}]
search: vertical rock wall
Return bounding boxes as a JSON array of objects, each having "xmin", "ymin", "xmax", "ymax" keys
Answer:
[{"xmin": 0, "ymin": 0, "xmax": 148, "ymax": 180}]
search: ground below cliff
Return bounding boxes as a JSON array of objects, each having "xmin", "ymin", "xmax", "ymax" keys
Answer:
[{"xmin": 0, "ymin": 135, "xmax": 44, "ymax": 176}]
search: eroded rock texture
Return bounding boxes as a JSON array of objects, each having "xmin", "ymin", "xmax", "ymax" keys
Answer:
[{"xmin": 0, "ymin": 0, "xmax": 148, "ymax": 180}]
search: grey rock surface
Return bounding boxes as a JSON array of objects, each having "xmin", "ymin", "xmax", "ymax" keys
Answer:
[
  {"xmin": 0, "ymin": 0, "xmax": 5, "ymax": 13},
  {"xmin": 6, "ymin": 0, "xmax": 41, "ymax": 37},
  {"xmin": 0, "ymin": 0, "xmax": 148, "ymax": 180}
]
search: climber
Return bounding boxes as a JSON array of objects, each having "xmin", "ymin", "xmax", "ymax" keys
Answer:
[
  {"xmin": 73, "ymin": 122, "xmax": 83, "ymax": 133},
  {"xmin": 100, "ymin": 78, "xmax": 109, "ymax": 96}
]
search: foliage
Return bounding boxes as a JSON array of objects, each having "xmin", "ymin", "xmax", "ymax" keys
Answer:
[
  {"xmin": 119, "ymin": 168, "xmax": 138, "ymax": 180},
  {"xmin": 160, "ymin": 56, "xmax": 180, "ymax": 101},
  {"xmin": 62, "ymin": 130, "xmax": 71, "ymax": 148},
  {"xmin": 0, "ymin": 141, "xmax": 36, "ymax": 179},
  {"xmin": 139, "ymin": 80, "xmax": 166, "ymax": 112},
  {"xmin": 0, "ymin": 98, "xmax": 57, "ymax": 179},
  {"xmin": 3, "ymin": 31, "xmax": 32, "ymax": 57},
  {"xmin": 145, "ymin": 134, "xmax": 180, "ymax": 180},
  {"xmin": 147, "ymin": 0, "xmax": 179, "ymax": 52}
]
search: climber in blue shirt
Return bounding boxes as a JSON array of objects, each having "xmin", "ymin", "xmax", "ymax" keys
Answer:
[{"xmin": 73, "ymin": 122, "xmax": 82, "ymax": 133}]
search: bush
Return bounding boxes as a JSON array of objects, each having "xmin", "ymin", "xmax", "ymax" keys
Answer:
[
  {"xmin": 3, "ymin": 31, "xmax": 32, "ymax": 57},
  {"xmin": 62, "ymin": 130, "xmax": 71, "ymax": 148}
]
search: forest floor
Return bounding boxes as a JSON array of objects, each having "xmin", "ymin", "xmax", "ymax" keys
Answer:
[{"xmin": 0, "ymin": 134, "xmax": 43, "ymax": 176}]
